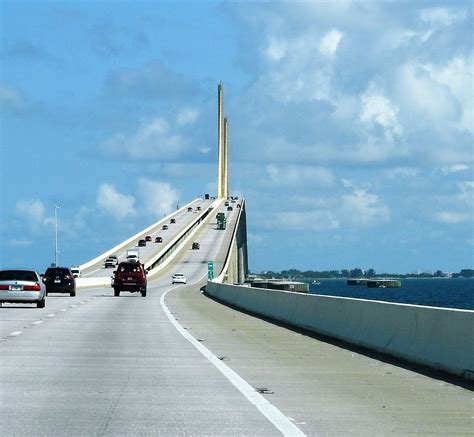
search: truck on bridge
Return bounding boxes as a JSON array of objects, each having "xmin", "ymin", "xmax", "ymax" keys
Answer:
[{"xmin": 216, "ymin": 212, "xmax": 226, "ymax": 230}]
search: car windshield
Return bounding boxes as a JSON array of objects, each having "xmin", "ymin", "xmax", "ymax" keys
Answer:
[
  {"xmin": 0, "ymin": 270, "xmax": 37, "ymax": 281},
  {"xmin": 119, "ymin": 264, "xmax": 141, "ymax": 273},
  {"xmin": 45, "ymin": 268, "xmax": 69, "ymax": 276}
]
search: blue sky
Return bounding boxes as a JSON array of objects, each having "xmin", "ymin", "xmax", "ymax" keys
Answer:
[{"xmin": 1, "ymin": 1, "xmax": 473, "ymax": 274}]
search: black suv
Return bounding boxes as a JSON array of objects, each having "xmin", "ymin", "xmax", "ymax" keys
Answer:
[
  {"xmin": 112, "ymin": 262, "xmax": 147, "ymax": 297},
  {"xmin": 192, "ymin": 242, "xmax": 200, "ymax": 250},
  {"xmin": 43, "ymin": 267, "xmax": 76, "ymax": 297}
]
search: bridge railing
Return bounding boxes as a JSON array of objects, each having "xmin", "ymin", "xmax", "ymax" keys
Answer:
[{"xmin": 212, "ymin": 198, "xmax": 245, "ymax": 284}]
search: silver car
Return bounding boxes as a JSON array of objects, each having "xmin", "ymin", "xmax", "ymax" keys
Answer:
[{"xmin": 0, "ymin": 269, "xmax": 46, "ymax": 308}]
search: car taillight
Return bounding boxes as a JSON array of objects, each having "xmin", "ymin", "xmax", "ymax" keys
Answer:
[
  {"xmin": 24, "ymin": 283, "xmax": 41, "ymax": 291},
  {"xmin": 64, "ymin": 275, "xmax": 72, "ymax": 280},
  {"xmin": 0, "ymin": 285, "xmax": 9, "ymax": 290}
]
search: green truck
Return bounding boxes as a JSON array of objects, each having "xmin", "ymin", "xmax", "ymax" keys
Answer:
[{"xmin": 216, "ymin": 212, "xmax": 226, "ymax": 230}]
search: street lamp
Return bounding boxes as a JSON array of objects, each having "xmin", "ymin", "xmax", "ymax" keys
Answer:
[{"xmin": 54, "ymin": 204, "xmax": 60, "ymax": 267}]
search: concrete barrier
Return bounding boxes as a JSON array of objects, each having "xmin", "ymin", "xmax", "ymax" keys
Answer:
[
  {"xmin": 76, "ymin": 277, "xmax": 111, "ymax": 288},
  {"xmin": 206, "ymin": 282, "xmax": 474, "ymax": 380}
]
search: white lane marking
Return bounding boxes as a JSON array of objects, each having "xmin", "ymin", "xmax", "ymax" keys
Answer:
[
  {"xmin": 32, "ymin": 320, "xmax": 44, "ymax": 325},
  {"xmin": 59, "ymin": 309, "xmax": 67, "ymax": 312},
  {"xmin": 46, "ymin": 314, "xmax": 56, "ymax": 318},
  {"xmin": 160, "ymin": 287, "xmax": 306, "ymax": 437},
  {"xmin": 10, "ymin": 331, "xmax": 23, "ymax": 337},
  {"xmin": 70, "ymin": 305, "xmax": 77, "ymax": 308}
]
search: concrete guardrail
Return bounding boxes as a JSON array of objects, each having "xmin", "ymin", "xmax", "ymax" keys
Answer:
[{"xmin": 206, "ymin": 282, "xmax": 474, "ymax": 380}]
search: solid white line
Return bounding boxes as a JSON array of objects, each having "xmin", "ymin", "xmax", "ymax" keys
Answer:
[
  {"xmin": 10, "ymin": 331, "xmax": 23, "ymax": 336},
  {"xmin": 160, "ymin": 287, "xmax": 306, "ymax": 437}
]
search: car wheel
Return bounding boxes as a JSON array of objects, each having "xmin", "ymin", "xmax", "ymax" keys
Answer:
[
  {"xmin": 141, "ymin": 288, "xmax": 147, "ymax": 297},
  {"xmin": 70, "ymin": 290, "xmax": 76, "ymax": 297},
  {"xmin": 37, "ymin": 299, "xmax": 45, "ymax": 308},
  {"xmin": 114, "ymin": 288, "xmax": 120, "ymax": 297}
]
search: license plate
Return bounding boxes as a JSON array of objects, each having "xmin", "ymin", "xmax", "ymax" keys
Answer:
[
  {"xmin": 10, "ymin": 285, "xmax": 22, "ymax": 291},
  {"xmin": 54, "ymin": 279, "xmax": 61, "ymax": 283},
  {"xmin": 127, "ymin": 277, "xmax": 133, "ymax": 281}
]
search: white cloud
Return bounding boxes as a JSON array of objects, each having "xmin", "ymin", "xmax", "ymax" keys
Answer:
[
  {"xmin": 0, "ymin": 83, "xmax": 25, "ymax": 111},
  {"xmin": 176, "ymin": 107, "xmax": 199, "ymax": 126},
  {"xmin": 265, "ymin": 37, "xmax": 287, "ymax": 61},
  {"xmin": 265, "ymin": 164, "xmax": 335, "ymax": 187},
  {"xmin": 423, "ymin": 56, "xmax": 474, "ymax": 133},
  {"xmin": 273, "ymin": 210, "xmax": 340, "ymax": 231},
  {"xmin": 435, "ymin": 211, "xmax": 470, "ymax": 224},
  {"xmin": 340, "ymin": 188, "xmax": 390, "ymax": 227},
  {"xmin": 99, "ymin": 116, "xmax": 186, "ymax": 160},
  {"xmin": 437, "ymin": 164, "xmax": 469, "ymax": 175},
  {"xmin": 96, "ymin": 184, "xmax": 136, "ymax": 220},
  {"xmin": 319, "ymin": 29, "xmax": 343, "ymax": 57},
  {"xmin": 8, "ymin": 239, "xmax": 34, "ymax": 247},
  {"xmin": 137, "ymin": 178, "xmax": 179, "ymax": 217},
  {"xmin": 360, "ymin": 83, "xmax": 402, "ymax": 140},
  {"xmin": 15, "ymin": 199, "xmax": 53, "ymax": 227},
  {"xmin": 420, "ymin": 7, "xmax": 467, "ymax": 27}
]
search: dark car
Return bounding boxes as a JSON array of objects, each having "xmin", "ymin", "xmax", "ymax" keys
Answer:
[
  {"xmin": 112, "ymin": 262, "xmax": 147, "ymax": 297},
  {"xmin": 170, "ymin": 218, "xmax": 176, "ymax": 224},
  {"xmin": 138, "ymin": 239, "xmax": 147, "ymax": 247},
  {"xmin": 155, "ymin": 236, "xmax": 163, "ymax": 243},
  {"xmin": 187, "ymin": 207, "xmax": 193, "ymax": 212},
  {"xmin": 145, "ymin": 235, "xmax": 152, "ymax": 242},
  {"xmin": 162, "ymin": 224, "xmax": 168, "ymax": 230},
  {"xmin": 43, "ymin": 267, "xmax": 76, "ymax": 297},
  {"xmin": 192, "ymin": 242, "xmax": 200, "ymax": 250}
]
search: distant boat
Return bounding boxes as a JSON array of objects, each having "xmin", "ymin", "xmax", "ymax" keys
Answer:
[{"xmin": 312, "ymin": 280, "xmax": 321, "ymax": 285}]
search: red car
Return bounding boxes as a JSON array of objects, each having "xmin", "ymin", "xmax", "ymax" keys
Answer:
[
  {"xmin": 112, "ymin": 262, "xmax": 147, "ymax": 297},
  {"xmin": 145, "ymin": 235, "xmax": 152, "ymax": 242}
]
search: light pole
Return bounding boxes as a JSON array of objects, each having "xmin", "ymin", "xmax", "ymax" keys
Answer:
[{"xmin": 54, "ymin": 204, "xmax": 60, "ymax": 267}]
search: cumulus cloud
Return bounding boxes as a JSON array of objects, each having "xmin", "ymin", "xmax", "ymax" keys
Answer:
[
  {"xmin": 434, "ymin": 211, "xmax": 470, "ymax": 224},
  {"xmin": 420, "ymin": 7, "xmax": 467, "ymax": 27},
  {"xmin": 340, "ymin": 188, "xmax": 390, "ymax": 227},
  {"xmin": 104, "ymin": 60, "xmax": 197, "ymax": 100},
  {"xmin": 99, "ymin": 116, "xmax": 186, "ymax": 160},
  {"xmin": 137, "ymin": 178, "xmax": 180, "ymax": 217},
  {"xmin": 319, "ymin": 29, "xmax": 343, "ymax": 57},
  {"xmin": 0, "ymin": 82, "xmax": 26, "ymax": 112},
  {"xmin": 360, "ymin": 83, "xmax": 402, "ymax": 140},
  {"xmin": 15, "ymin": 199, "xmax": 53, "ymax": 227},
  {"xmin": 265, "ymin": 164, "xmax": 335, "ymax": 187},
  {"xmin": 176, "ymin": 107, "xmax": 199, "ymax": 126},
  {"xmin": 96, "ymin": 184, "xmax": 136, "ymax": 220},
  {"xmin": 264, "ymin": 37, "xmax": 287, "ymax": 61}
]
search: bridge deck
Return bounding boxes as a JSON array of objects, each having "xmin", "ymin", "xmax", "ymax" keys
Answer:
[{"xmin": 168, "ymin": 279, "xmax": 473, "ymax": 436}]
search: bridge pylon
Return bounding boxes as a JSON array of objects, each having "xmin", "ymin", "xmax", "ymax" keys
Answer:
[{"xmin": 217, "ymin": 83, "xmax": 228, "ymax": 199}]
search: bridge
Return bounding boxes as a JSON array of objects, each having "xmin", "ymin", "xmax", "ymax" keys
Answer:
[{"xmin": 1, "ymin": 84, "xmax": 472, "ymax": 436}]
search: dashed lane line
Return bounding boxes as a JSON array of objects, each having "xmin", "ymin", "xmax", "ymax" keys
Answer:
[{"xmin": 9, "ymin": 331, "xmax": 23, "ymax": 337}]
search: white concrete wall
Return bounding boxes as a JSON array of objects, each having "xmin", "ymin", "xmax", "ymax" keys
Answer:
[{"xmin": 206, "ymin": 282, "xmax": 474, "ymax": 380}]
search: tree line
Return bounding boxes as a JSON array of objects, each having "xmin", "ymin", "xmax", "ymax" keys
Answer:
[{"xmin": 253, "ymin": 268, "xmax": 474, "ymax": 279}]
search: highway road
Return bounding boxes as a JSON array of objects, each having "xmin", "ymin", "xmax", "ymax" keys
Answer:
[
  {"xmin": 1, "ymin": 201, "xmax": 472, "ymax": 436},
  {"xmin": 81, "ymin": 198, "xmax": 213, "ymax": 278}
]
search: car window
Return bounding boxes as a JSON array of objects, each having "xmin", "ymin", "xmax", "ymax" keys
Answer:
[
  {"xmin": 45, "ymin": 268, "xmax": 70, "ymax": 276},
  {"xmin": 119, "ymin": 264, "xmax": 141, "ymax": 273},
  {"xmin": 0, "ymin": 270, "xmax": 37, "ymax": 281}
]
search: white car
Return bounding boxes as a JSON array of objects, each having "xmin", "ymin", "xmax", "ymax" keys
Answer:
[
  {"xmin": 71, "ymin": 266, "xmax": 81, "ymax": 278},
  {"xmin": 172, "ymin": 273, "xmax": 187, "ymax": 284}
]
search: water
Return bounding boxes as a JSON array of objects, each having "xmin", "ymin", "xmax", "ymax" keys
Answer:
[{"xmin": 308, "ymin": 278, "xmax": 474, "ymax": 310}]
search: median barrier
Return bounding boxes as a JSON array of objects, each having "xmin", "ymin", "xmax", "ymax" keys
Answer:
[
  {"xmin": 76, "ymin": 277, "xmax": 111, "ymax": 288},
  {"xmin": 206, "ymin": 282, "xmax": 474, "ymax": 380}
]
